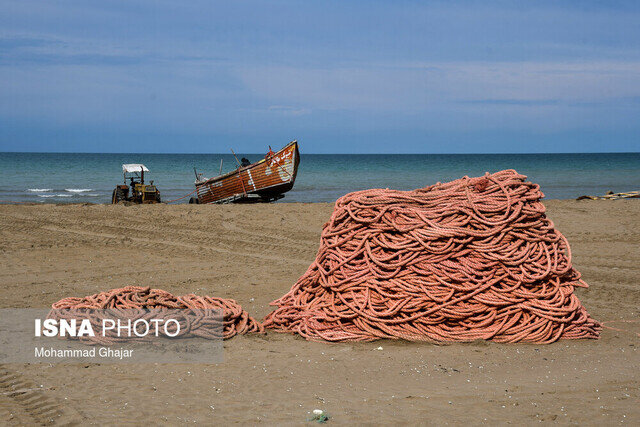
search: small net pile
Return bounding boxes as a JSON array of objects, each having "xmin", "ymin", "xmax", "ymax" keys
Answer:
[
  {"xmin": 264, "ymin": 170, "xmax": 601, "ymax": 343},
  {"xmin": 49, "ymin": 286, "xmax": 263, "ymax": 343}
]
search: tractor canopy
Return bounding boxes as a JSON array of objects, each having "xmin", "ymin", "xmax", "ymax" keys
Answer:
[
  {"xmin": 122, "ymin": 164, "xmax": 149, "ymax": 173},
  {"xmin": 122, "ymin": 164, "xmax": 150, "ymax": 184}
]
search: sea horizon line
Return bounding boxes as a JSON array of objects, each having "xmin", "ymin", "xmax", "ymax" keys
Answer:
[{"xmin": 1, "ymin": 151, "xmax": 639, "ymax": 156}]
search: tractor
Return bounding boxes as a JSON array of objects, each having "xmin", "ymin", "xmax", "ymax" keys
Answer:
[{"xmin": 112, "ymin": 164, "xmax": 161, "ymax": 204}]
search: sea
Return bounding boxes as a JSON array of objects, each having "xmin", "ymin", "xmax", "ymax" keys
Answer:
[{"xmin": 1, "ymin": 152, "xmax": 639, "ymax": 204}]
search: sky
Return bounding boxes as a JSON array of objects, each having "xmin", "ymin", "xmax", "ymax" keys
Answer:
[{"xmin": 1, "ymin": 0, "xmax": 639, "ymax": 153}]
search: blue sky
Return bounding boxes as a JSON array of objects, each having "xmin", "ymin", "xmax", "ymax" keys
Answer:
[{"xmin": 1, "ymin": 1, "xmax": 639, "ymax": 153}]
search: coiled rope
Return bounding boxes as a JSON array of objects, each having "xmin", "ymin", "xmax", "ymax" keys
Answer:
[
  {"xmin": 264, "ymin": 170, "xmax": 601, "ymax": 343},
  {"xmin": 49, "ymin": 286, "xmax": 263, "ymax": 344}
]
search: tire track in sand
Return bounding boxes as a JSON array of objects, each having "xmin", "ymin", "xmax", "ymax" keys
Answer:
[
  {"xmin": 0, "ymin": 366, "xmax": 84, "ymax": 425},
  {"xmin": 41, "ymin": 226, "xmax": 310, "ymax": 266}
]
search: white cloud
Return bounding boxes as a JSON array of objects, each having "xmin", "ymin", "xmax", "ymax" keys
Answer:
[
  {"xmin": 267, "ymin": 105, "xmax": 310, "ymax": 116},
  {"xmin": 237, "ymin": 61, "xmax": 640, "ymax": 111}
]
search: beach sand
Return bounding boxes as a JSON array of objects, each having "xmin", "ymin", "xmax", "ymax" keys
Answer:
[{"xmin": 0, "ymin": 200, "xmax": 638, "ymax": 424}]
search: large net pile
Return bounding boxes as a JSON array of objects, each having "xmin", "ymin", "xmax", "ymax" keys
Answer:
[
  {"xmin": 264, "ymin": 170, "xmax": 601, "ymax": 343},
  {"xmin": 49, "ymin": 286, "xmax": 263, "ymax": 343}
]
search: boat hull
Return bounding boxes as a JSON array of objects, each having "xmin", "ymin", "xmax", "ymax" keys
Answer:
[{"xmin": 195, "ymin": 141, "xmax": 300, "ymax": 204}]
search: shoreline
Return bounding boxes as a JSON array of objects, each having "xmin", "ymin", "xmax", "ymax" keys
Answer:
[{"xmin": 2, "ymin": 195, "xmax": 638, "ymax": 206}]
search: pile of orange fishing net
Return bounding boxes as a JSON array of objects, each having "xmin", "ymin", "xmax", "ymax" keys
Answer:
[
  {"xmin": 264, "ymin": 170, "xmax": 601, "ymax": 343},
  {"xmin": 49, "ymin": 286, "xmax": 263, "ymax": 343}
]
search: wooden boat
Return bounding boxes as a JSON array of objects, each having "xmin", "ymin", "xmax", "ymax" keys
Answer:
[{"xmin": 193, "ymin": 140, "xmax": 300, "ymax": 204}]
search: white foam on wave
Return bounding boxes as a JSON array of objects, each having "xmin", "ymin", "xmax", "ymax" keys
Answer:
[
  {"xmin": 85, "ymin": 193, "xmax": 100, "ymax": 197},
  {"xmin": 65, "ymin": 188, "xmax": 92, "ymax": 193},
  {"xmin": 38, "ymin": 194, "xmax": 73, "ymax": 198},
  {"xmin": 27, "ymin": 188, "xmax": 53, "ymax": 192}
]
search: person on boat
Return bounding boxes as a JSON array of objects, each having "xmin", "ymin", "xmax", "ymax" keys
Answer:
[{"xmin": 241, "ymin": 157, "xmax": 251, "ymax": 167}]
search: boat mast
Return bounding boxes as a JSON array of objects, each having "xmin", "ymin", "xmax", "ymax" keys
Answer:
[{"xmin": 230, "ymin": 149, "xmax": 241, "ymax": 167}]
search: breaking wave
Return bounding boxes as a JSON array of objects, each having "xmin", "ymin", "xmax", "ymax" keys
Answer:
[{"xmin": 65, "ymin": 188, "xmax": 92, "ymax": 193}]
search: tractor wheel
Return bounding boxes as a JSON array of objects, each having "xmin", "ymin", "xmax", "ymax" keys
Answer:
[
  {"xmin": 112, "ymin": 187, "xmax": 126, "ymax": 204},
  {"xmin": 189, "ymin": 197, "xmax": 199, "ymax": 204},
  {"xmin": 156, "ymin": 193, "xmax": 161, "ymax": 203}
]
